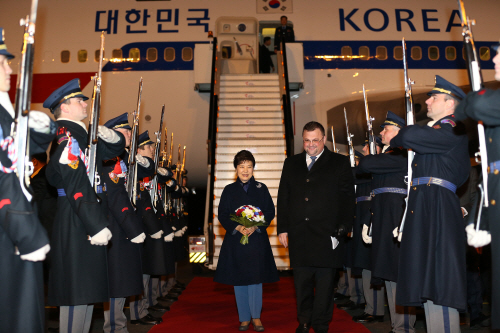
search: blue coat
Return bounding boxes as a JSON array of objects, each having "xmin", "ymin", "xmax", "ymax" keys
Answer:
[{"xmin": 214, "ymin": 177, "xmax": 279, "ymax": 286}]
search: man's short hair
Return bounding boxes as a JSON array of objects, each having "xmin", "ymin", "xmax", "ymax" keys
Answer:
[
  {"xmin": 233, "ymin": 150, "xmax": 255, "ymax": 168},
  {"xmin": 302, "ymin": 121, "xmax": 325, "ymax": 136},
  {"xmin": 280, "ymin": 15, "xmax": 288, "ymax": 21},
  {"xmin": 52, "ymin": 99, "xmax": 71, "ymax": 120},
  {"xmin": 444, "ymin": 94, "xmax": 460, "ymax": 109},
  {"xmin": 263, "ymin": 36, "xmax": 271, "ymax": 43}
]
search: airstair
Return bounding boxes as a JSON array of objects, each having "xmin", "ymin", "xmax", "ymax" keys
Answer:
[{"xmin": 210, "ymin": 73, "xmax": 290, "ymax": 269}]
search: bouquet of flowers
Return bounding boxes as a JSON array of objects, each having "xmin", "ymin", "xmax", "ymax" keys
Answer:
[{"xmin": 230, "ymin": 205, "xmax": 266, "ymax": 245}]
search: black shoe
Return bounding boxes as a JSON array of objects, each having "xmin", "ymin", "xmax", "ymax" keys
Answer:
[
  {"xmin": 352, "ymin": 312, "xmax": 384, "ymax": 323},
  {"xmin": 175, "ymin": 281, "xmax": 186, "ymax": 289},
  {"xmin": 239, "ymin": 321, "xmax": 250, "ymax": 331},
  {"xmin": 164, "ymin": 293, "xmax": 179, "ymax": 301},
  {"xmin": 148, "ymin": 303, "xmax": 170, "ymax": 312},
  {"xmin": 295, "ymin": 323, "xmax": 310, "ymax": 333},
  {"xmin": 47, "ymin": 327, "xmax": 59, "ymax": 333},
  {"xmin": 333, "ymin": 292, "xmax": 349, "ymax": 301},
  {"xmin": 470, "ymin": 313, "xmax": 490, "ymax": 329},
  {"xmin": 169, "ymin": 288, "xmax": 183, "ymax": 294},
  {"xmin": 337, "ymin": 300, "xmax": 365, "ymax": 310},
  {"xmin": 252, "ymin": 319, "xmax": 265, "ymax": 332},
  {"xmin": 130, "ymin": 314, "xmax": 161, "ymax": 325}
]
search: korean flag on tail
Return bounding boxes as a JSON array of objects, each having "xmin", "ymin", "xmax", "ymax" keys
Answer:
[{"xmin": 257, "ymin": 0, "xmax": 293, "ymax": 14}]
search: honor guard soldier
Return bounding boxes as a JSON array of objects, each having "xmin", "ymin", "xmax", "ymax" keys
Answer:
[
  {"xmin": 391, "ymin": 76, "xmax": 469, "ymax": 332},
  {"xmin": 454, "ymin": 44, "xmax": 500, "ymax": 329},
  {"xmin": 358, "ymin": 111, "xmax": 416, "ymax": 333},
  {"xmin": 44, "ymin": 78, "xmax": 125, "ymax": 333},
  {"xmin": 274, "ymin": 15, "xmax": 295, "ymax": 52},
  {"xmin": 0, "ymin": 29, "xmax": 56, "ymax": 333},
  {"xmin": 101, "ymin": 113, "xmax": 146, "ymax": 332},
  {"xmin": 352, "ymin": 139, "xmax": 387, "ymax": 323}
]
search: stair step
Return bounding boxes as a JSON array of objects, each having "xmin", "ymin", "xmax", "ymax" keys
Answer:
[
  {"xmin": 218, "ymin": 118, "xmax": 283, "ymax": 125},
  {"xmin": 217, "ymin": 132, "xmax": 284, "ymax": 139},
  {"xmin": 220, "ymin": 86, "xmax": 280, "ymax": 93},
  {"xmin": 220, "ymin": 92, "xmax": 281, "ymax": 99},
  {"xmin": 219, "ymin": 105, "xmax": 282, "ymax": 112},
  {"xmin": 219, "ymin": 112, "xmax": 283, "ymax": 119},
  {"xmin": 216, "ymin": 146, "xmax": 286, "ymax": 154},
  {"xmin": 219, "ymin": 99, "xmax": 281, "ymax": 106},
  {"xmin": 218, "ymin": 124, "xmax": 284, "ymax": 132},
  {"xmin": 220, "ymin": 80, "xmax": 279, "ymax": 87},
  {"xmin": 215, "ymin": 153, "xmax": 286, "ymax": 163},
  {"xmin": 216, "ymin": 161, "xmax": 284, "ymax": 170},
  {"xmin": 221, "ymin": 74, "xmax": 279, "ymax": 81}
]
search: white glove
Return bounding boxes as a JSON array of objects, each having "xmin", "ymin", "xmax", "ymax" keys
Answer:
[
  {"xmin": 164, "ymin": 232, "xmax": 174, "ymax": 242},
  {"xmin": 172, "ymin": 226, "xmax": 177, "ymax": 231},
  {"xmin": 90, "ymin": 227, "xmax": 112, "ymax": 245},
  {"xmin": 398, "ymin": 232, "xmax": 403, "ymax": 242},
  {"xmin": 466, "ymin": 224, "xmax": 491, "ymax": 247},
  {"xmin": 174, "ymin": 230, "xmax": 183, "ymax": 237},
  {"xmin": 158, "ymin": 167, "xmax": 169, "ymax": 176},
  {"xmin": 362, "ymin": 225, "xmax": 372, "ymax": 244},
  {"xmin": 28, "ymin": 111, "xmax": 51, "ymax": 134},
  {"xmin": 182, "ymin": 226, "xmax": 187, "ymax": 232},
  {"xmin": 20, "ymin": 244, "xmax": 50, "ymax": 262},
  {"xmin": 136, "ymin": 154, "xmax": 150, "ymax": 167},
  {"xmin": 97, "ymin": 125, "xmax": 120, "ymax": 143},
  {"xmin": 131, "ymin": 232, "xmax": 146, "ymax": 244},
  {"xmin": 150, "ymin": 230, "xmax": 164, "ymax": 239}
]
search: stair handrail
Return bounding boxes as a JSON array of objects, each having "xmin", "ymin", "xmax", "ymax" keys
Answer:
[
  {"xmin": 277, "ymin": 40, "xmax": 294, "ymax": 157},
  {"xmin": 206, "ymin": 37, "xmax": 219, "ymax": 265}
]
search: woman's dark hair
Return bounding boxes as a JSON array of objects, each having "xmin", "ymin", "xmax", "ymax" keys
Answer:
[
  {"xmin": 302, "ymin": 121, "xmax": 325, "ymax": 136},
  {"xmin": 233, "ymin": 150, "xmax": 255, "ymax": 168}
]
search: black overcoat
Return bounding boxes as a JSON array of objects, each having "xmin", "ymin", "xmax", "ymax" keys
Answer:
[
  {"xmin": 357, "ymin": 147, "xmax": 407, "ymax": 283},
  {"xmin": 351, "ymin": 172, "xmax": 373, "ymax": 273},
  {"xmin": 277, "ymin": 147, "xmax": 355, "ymax": 268},
  {"xmin": 46, "ymin": 119, "xmax": 124, "ymax": 306},
  {"xmin": 455, "ymin": 89, "xmax": 500, "ymax": 327},
  {"xmin": 102, "ymin": 154, "xmax": 144, "ymax": 298},
  {"xmin": 214, "ymin": 177, "xmax": 279, "ymax": 286},
  {"xmin": 391, "ymin": 115, "xmax": 470, "ymax": 311},
  {"xmin": 0, "ymin": 105, "xmax": 55, "ymax": 333}
]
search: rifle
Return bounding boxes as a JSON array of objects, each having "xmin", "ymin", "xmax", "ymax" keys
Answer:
[
  {"xmin": 174, "ymin": 144, "xmax": 182, "ymax": 218},
  {"xmin": 363, "ymin": 84, "xmax": 376, "ymax": 155},
  {"xmin": 163, "ymin": 132, "xmax": 175, "ymax": 215},
  {"xmin": 86, "ymin": 31, "xmax": 104, "ymax": 190},
  {"xmin": 399, "ymin": 38, "xmax": 416, "ymax": 234},
  {"xmin": 12, "ymin": 0, "xmax": 38, "ymax": 202},
  {"xmin": 344, "ymin": 108, "xmax": 355, "ymax": 168},
  {"xmin": 457, "ymin": 0, "xmax": 488, "ymax": 231},
  {"xmin": 178, "ymin": 146, "xmax": 187, "ymax": 215},
  {"xmin": 330, "ymin": 126, "xmax": 339, "ymax": 153},
  {"xmin": 126, "ymin": 78, "xmax": 143, "ymax": 208},
  {"xmin": 160, "ymin": 127, "xmax": 168, "ymax": 167},
  {"xmin": 150, "ymin": 105, "xmax": 165, "ymax": 212}
]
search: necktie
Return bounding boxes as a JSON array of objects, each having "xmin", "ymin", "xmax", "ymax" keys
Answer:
[
  {"xmin": 242, "ymin": 182, "xmax": 249, "ymax": 193},
  {"xmin": 308, "ymin": 156, "xmax": 317, "ymax": 171}
]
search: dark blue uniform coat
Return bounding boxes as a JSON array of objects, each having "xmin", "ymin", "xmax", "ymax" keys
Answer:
[
  {"xmin": 351, "ymin": 172, "xmax": 373, "ymax": 273},
  {"xmin": 214, "ymin": 177, "xmax": 279, "ymax": 286},
  {"xmin": 455, "ymin": 89, "xmax": 500, "ymax": 327},
  {"xmin": 357, "ymin": 147, "xmax": 407, "ymax": 283},
  {"xmin": 391, "ymin": 115, "xmax": 470, "ymax": 311}
]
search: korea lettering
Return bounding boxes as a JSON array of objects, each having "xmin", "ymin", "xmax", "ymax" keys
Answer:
[{"xmin": 95, "ymin": 8, "xmax": 210, "ymax": 34}]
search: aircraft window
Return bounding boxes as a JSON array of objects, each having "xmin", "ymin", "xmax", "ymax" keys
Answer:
[
  {"xmin": 164, "ymin": 47, "xmax": 175, "ymax": 62},
  {"xmin": 182, "ymin": 47, "xmax": 193, "ymax": 61},
  {"xmin": 129, "ymin": 48, "xmax": 140, "ymax": 62},
  {"xmin": 77, "ymin": 50, "xmax": 87, "ymax": 63},
  {"xmin": 428, "ymin": 47, "xmax": 439, "ymax": 60},
  {"xmin": 359, "ymin": 46, "xmax": 370, "ymax": 60},
  {"xmin": 376, "ymin": 46, "xmax": 387, "ymax": 60},
  {"xmin": 480, "ymin": 47, "xmax": 490, "ymax": 61},
  {"xmin": 94, "ymin": 50, "xmax": 106, "ymax": 62},
  {"xmin": 445, "ymin": 47, "xmax": 456, "ymax": 61},
  {"xmin": 147, "ymin": 48, "xmax": 157, "ymax": 62},
  {"xmin": 341, "ymin": 46, "xmax": 352, "ymax": 60},
  {"xmin": 61, "ymin": 50, "xmax": 70, "ymax": 63},
  {"xmin": 393, "ymin": 46, "xmax": 403, "ymax": 60},
  {"xmin": 411, "ymin": 47, "xmax": 422, "ymax": 60},
  {"xmin": 112, "ymin": 49, "xmax": 122, "ymax": 60}
]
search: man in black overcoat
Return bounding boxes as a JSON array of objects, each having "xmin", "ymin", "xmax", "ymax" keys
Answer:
[
  {"xmin": 44, "ymin": 78, "xmax": 125, "ymax": 332},
  {"xmin": 274, "ymin": 15, "xmax": 295, "ymax": 52},
  {"xmin": 259, "ymin": 37, "xmax": 275, "ymax": 73},
  {"xmin": 391, "ymin": 76, "xmax": 469, "ymax": 332},
  {"xmin": 277, "ymin": 121, "xmax": 355, "ymax": 333},
  {"xmin": 0, "ymin": 31, "xmax": 56, "ymax": 333},
  {"xmin": 454, "ymin": 43, "xmax": 500, "ymax": 329}
]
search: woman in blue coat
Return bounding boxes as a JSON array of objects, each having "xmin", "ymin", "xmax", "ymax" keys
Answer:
[{"xmin": 214, "ymin": 150, "xmax": 279, "ymax": 331}]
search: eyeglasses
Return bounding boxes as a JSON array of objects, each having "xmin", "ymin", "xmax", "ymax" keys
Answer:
[{"xmin": 303, "ymin": 137, "xmax": 323, "ymax": 145}]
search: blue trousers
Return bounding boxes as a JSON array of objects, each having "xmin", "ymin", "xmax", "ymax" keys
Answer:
[{"xmin": 234, "ymin": 284, "xmax": 263, "ymax": 322}]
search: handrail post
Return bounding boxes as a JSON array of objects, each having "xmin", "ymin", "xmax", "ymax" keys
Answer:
[{"xmin": 281, "ymin": 41, "xmax": 294, "ymax": 157}]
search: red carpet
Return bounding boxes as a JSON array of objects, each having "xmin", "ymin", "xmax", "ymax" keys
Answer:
[{"xmin": 149, "ymin": 277, "xmax": 370, "ymax": 333}]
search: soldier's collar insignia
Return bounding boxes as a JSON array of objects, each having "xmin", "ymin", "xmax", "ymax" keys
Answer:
[
  {"xmin": 432, "ymin": 124, "xmax": 441, "ymax": 129},
  {"xmin": 440, "ymin": 119, "xmax": 456, "ymax": 127}
]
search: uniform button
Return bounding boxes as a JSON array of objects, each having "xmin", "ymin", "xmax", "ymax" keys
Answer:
[
  {"xmin": 413, "ymin": 187, "xmax": 417, "ymax": 190},
  {"xmin": 491, "ymin": 200, "xmax": 496, "ymax": 206},
  {"xmin": 489, "ymin": 138, "xmax": 493, "ymax": 143},
  {"xmin": 414, "ymin": 163, "xmax": 417, "ymax": 167},
  {"xmin": 305, "ymin": 218, "xmax": 309, "ymax": 221},
  {"xmin": 411, "ymin": 210, "xmax": 414, "ymax": 214},
  {"xmin": 306, "ymin": 179, "xmax": 310, "ymax": 182},
  {"xmin": 495, "ymin": 169, "xmax": 499, "ymax": 175},
  {"xmin": 371, "ymin": 212, "xmax": 374, "ymax": 216},
  {"xmin": 305, "ymin": 198, "xmax": 309, "ymax": 201}
]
